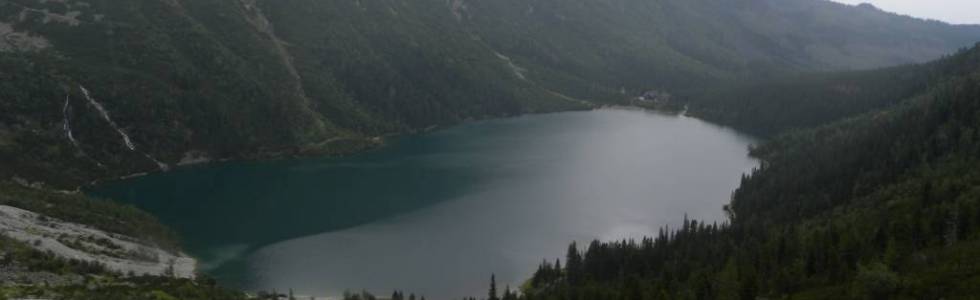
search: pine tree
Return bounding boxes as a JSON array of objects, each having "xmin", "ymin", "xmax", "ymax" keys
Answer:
[
  {"xmin": 503, "ymin": 285, "xmax": 517, "ymax": 300},
  {"xmin": 489, "ymin": 274, "xmax": 499, "ymax": 300},
  {"xmin": 566, "ymin": 242, "xmax": 583, "ymax": 285}
]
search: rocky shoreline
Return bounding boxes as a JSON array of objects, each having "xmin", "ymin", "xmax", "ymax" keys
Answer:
[{"xmin": 0, "ymin": 205, "xmax": 196, "ymax": 280}]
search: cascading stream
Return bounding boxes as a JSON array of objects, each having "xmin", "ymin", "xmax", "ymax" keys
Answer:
[
  {"xmin": 63, "ymin": 92, "xmax": 105, "ymax": 169},
  {"xmin": 79, "ymin": 86, "xmax": 135, "ymax": 151},
  {"xmin": 62, "ymin": 94, "xmax": 78, "ymax": 146},
  {"xmin": 78, "ymin": 85, "xmax": 168, "ymax": 171}
]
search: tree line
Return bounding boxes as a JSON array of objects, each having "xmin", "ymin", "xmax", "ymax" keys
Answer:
[{"xmin": 468, "ymin": 43, "xmax": 980, "ymax": 300}]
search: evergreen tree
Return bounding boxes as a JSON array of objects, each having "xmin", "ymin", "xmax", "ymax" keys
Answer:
[
  {"xmin": 503, "ymin": 285, "xmax": 517, "ymax": 300},
  {"xmin": 489, "ymin": 274, "xmax": 499, "ymax": 300},
  {"xmin": 565, "ymin": 242, "xmax": 583, "ymax": 285}
]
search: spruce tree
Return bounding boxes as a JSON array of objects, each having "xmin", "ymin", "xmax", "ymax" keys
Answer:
[
  {"xmin": 489, "ymin": 274, "xmax": 499, "ymax": 300},
  {"xmin": 566, "ymin": 242, "xmax": 583, "ymax": 285}
]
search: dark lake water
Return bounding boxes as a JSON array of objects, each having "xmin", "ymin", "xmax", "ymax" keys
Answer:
[{"xmin": 91, "ymin": 108, "xmax": 758, "ymax": 299}]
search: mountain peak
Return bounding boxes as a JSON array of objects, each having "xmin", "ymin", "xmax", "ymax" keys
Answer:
[{"xmin": 856, "ymin": 2, "xmax": 879, "ymax": 10}]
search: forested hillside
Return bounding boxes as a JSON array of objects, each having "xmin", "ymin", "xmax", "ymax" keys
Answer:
[
  {"xmin": 685, "ymin": 64, "xmax": 933, "ymax": 136},
  {"xmin": 461, "ymin": 0, "xmax": 980, "ymax": 98},
  {"xmin": 3, "ymin": 1, "xmax": 980, "ymax": 298},
  {"xmin": 2, "ymin": 0, "xmax": 980, "ymax": 188},
  {"xmin": 0, "ymin": 0, "xmax": 583, "ymax": 188},
  {"xmin": 513, "ymin": 44, "xmax": 980, "ymax": 300},
  {"xmin": 684, "ymin": 46, "xmax": 980, "ymax": 136}
]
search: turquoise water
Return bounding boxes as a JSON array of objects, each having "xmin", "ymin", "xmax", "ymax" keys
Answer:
[{"xmin": 91, "ymin": 109, "xmax": 758, "ymax": 299}]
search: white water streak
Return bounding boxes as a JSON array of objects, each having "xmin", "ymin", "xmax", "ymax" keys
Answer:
[
  {"xmin": 63, "ymin": 93, "xmax": 106, "ymax": 168},
  {"xmin": 62, "ymin": 94, "xmax": 78, "ymax": 146},
  {"xmin": 493, "ymin": 51, "xmax": 527, "ymax": 81},
  {"xmin": 79, "ymin": 85, "xmax": 136, "ymax": 151},
  {"xmin": 144, "ymin": 153, "xmax": 169, "ymax": 171},
  {"xmin": 78, "ymin": 85, "xmax": 169, "ymax": 171}
]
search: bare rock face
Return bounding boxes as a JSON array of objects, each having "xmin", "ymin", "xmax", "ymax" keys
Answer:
[
  {"xmin": 1, "ymin": 0, "xmax": 92, "ymax": 53},
  {"xmin": 0, "ymin": 205, "xmax": 196, "ymax": 279},
  {"xmin": 0, "ymin": 22, "xmax": 50, "ymax": 52}
]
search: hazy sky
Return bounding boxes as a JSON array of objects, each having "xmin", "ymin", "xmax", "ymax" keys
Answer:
[{"xmin": 829, "ymin": 0, "xmax": 980, "ymax": 24}]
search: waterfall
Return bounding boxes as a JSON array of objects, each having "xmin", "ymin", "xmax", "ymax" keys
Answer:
[
  {"xmin": 78, "ymin": 85, "xmax": 169, "ymax": 171},
  {"xmin": 79, "ymin": 85, "xmax": 136, "ymax": 151},
  {"xmin": 62, "ymin": 94, "xmax": 78, "ymax": 146}
]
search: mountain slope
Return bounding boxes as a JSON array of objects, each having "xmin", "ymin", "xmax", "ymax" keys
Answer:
[
  {"xmin": 2, "ymin": 1, "xmax": 980, "ymax": 298},
  {"xmin": 1, "ymin": 0, "xmax": 979, "ymax": 188},
  {"xmin": 519, "ymin": 44, "xmax": 980, "ymax": 300},
  {"xmin": 459, "ymin": 0, "xmax": 980, "ymax": 97}
]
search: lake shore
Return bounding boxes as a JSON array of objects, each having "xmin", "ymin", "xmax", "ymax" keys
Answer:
[{"xmin": 91, "ymin": 108, "xmax": 758, "ymax": 299}]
